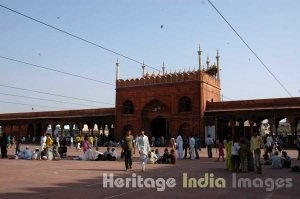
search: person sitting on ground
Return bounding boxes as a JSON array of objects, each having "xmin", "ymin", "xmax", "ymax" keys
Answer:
[
  {"xmin": 110, "ymin": 148, "xmax": 117, "ymax": 161},
  {"xmin": 281, "ymin": 151, "xmax": 291, "ymax": 168},
  {"xmin": 103, "ymin": 147, "xmax": 113, "ymax": 160},
  {"xmin": 52, "ymin": 141, "xmax": 61, "ymax": 160},
  {"xmin": 157, "ymin": 148, "xmax": 170, "ymax": 164},
  {"xmin": 271, "ymin": 151, "xmax": 282, "ymax": 169},
  {"xmin": 263, "ymin": 150, "xmax": 271, "ymax": 165},
  {"xmin": 21, "ymin": 146, "xmax": 33, "ymax": 160},
  {"xmin": 41, "ymin": 148, "xmax": 48, "ymax": 160},
  {"xmin": 94, "ymin": 147, "xmax": 104, "ymax": 160},
  {"xmin": 148, "ymin": 149, "xmax": 158, "ymax": 164},
  {"xmin": 32, "ymin": 148, "xmax": 41, "ymax": 160},
  {"xmin": 73, "ymin": 148, "xmax": 94, "ymax": 161},
  {"xmin": 58, "ymin": 143, "xmax": 68, "ymax": 158},
  {"xmin": 155, "ymin": 149, "xmax": 161, "ymax": 159}
]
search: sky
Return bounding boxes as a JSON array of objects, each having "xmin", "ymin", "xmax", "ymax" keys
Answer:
[{"xmin": 0, "ymin": 0, "xmax": 300, "ymax": 114}]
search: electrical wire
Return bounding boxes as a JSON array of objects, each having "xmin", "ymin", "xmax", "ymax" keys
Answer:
[
  {"xmin": 0, "ymin": 84, "xmax": 114, "ymax": 106},
  {"xmin": 0, "ymin": 92, "xmax": 99, "ymax": 108},
  {"xmin": 0, "ymin": 4, "xmax": 161, "ymax": 72},
  {"xmin": 0, "ymin": 100, "xmax": 65, "ymax": 110},
  {"xmin": 207, "ymin": 0, "xmax": 292, "ymax": 97},
  {"xmin": 0, "ymin": 55, "xmax": 115, "ymax": 86}
]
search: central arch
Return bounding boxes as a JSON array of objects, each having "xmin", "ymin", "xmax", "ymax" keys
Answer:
[
  {"xmin": 142, "ymin": 99, "xmax": 169, "ymax": 139},
  {"xmin": 150, "ymin": 116, "xmax": 169, "ymax": 139}
]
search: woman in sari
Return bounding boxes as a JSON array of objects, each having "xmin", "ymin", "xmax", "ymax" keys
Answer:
[{"xmin": 226, "ymin": 136, "xmax": 234, "ymax": 171}]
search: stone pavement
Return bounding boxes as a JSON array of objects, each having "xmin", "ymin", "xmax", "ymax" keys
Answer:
[{"xmin": 0, "ymin": 145, "xmax": 299, "ymax": 199}]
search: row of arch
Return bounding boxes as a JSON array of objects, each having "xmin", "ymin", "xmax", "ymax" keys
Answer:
[
  {"xmin": 0, "ymin": 121, "xmax": 115, "ymax": 141},
  {"xmin": 214, "ymin": 117, "xmax": 300, "ymax": 142}
]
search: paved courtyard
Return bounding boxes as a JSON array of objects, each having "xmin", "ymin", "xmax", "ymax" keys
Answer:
[{"xmin": 0, "ymin": 146, "xmax": 299, "ymax": 199}]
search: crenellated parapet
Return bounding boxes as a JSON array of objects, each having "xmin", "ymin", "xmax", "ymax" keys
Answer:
[{"xmin": 116, "ymin": 68, "xmax": 220, "ymax": 88}]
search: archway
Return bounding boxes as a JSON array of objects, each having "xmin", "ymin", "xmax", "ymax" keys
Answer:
[{"xmin": 150, "ymin": 117, "xmax": 168, "ymax": 140}]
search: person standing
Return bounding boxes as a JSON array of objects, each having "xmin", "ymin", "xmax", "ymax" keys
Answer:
[
  {"xmin": 206, "ymin": 134, "xmax": 214, "ymax": 158},
  {"xmin": 189, "ymin": 135, "xmax": 196, "ymax": 160},
  {"xmin": 226, "ymin": 136, "xmax": 234, "ymax": 171},
  {"xmin": 121, "ymin": 130, "xmax": 135, "ymax": 171},
  {"xmin": 251, "ymin": 132, "xmax": 265, "ymax": 174},
  {"xmin": 194, "ymin": 135, "xmax": 200, "ymax": 159},
  {"xmin": 176, "ymin": 133, "xmax": 183, "ymax": 159},
  {"xmin": 216, "ymin": 140, "xmax": 225, "ymax": 161},
  {"xmin": 136, "ymin": 130, "xmax": 151, "ymax": 172},
  {"xmin": 0, "ymin": 133, "xmax": 8, "ymax": 158}
]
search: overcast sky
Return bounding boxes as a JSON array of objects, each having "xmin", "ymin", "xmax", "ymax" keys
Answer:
[{"xmin": 0, "ymin": 0, "xmax": 299, "ymax": 114}]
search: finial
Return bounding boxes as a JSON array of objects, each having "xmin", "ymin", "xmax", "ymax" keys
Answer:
[
  {"xmin": 115, "ymin": 58, "xmax": 120, "ymax": 81},
  {"xmin": 142, "ymin": 60, "xmax": 145, "ymax": 77},
  {"xmin": 162, "ymin": 62, "xmax": 165, "ymax": 75},
  {"xmin": 206, "ymin": 55, "xmax": 210, "ymax": 69},
  {"xmin": 198, "ymin": 44, "xmax": 202, "ymax": 71}
]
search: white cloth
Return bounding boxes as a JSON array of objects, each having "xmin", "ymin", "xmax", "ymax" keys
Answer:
[
  {"xmin": 206, "ymin": 137, "xmax": 214, "ymax": 146},
  {"xmin": 136, "ymin": 135, "xmax": 151, "ymax": 155},
  {"xmin": 189, "ymin": 137, "xmax": 195, "ymax": 160},
  {"xmin": 176, "ymin": 135, "xmax": 183, "ymax": 159},
  {"xmin": 111, "ymin": 150, "xmax": 118, "ymax": 159},
  {"xmin": 148, "ymin": 152, "xmax": 158, "ymax": 164},
  {"xmin": 136, "ymin": 135, "xmax": 151, "ymax": 171}
]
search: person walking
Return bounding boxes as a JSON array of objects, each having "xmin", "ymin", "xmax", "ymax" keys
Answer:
[
  {"xmin": 176, "ymin": 133, "xmax": 184, "ymax": 159},
  {"xmin": 136, "ymin": 130, "xmax": 151, "ymax": 172},
  {"xmin": 121, "ymin": 130, "xmax": 135, "ymax": 171}
]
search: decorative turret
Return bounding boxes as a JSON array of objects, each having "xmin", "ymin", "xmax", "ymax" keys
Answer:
[
  {"xmin": 197, "ymin": 44, "xmax": 202, "ymax": 71},
  {"xmin": 216, "ymin": 49, "xmax": 220, "ymax": 80},
  {"xmin": 206, "ymin": 56, "xmax": 210, "ymax": 69},
  {"xmin": 162, "ymin": 62, "xmax": 165, "ymax": 75},
  {"xmin": 142, "ymin": 61, "xmax": 145, "ymax": 77},
  {"xmin": 116, "ymin": 58, "xmax": 119, "ymax": 81}
]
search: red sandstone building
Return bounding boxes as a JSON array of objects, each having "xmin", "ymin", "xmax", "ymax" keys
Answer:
[{"xmin": 115, "ymin": 49, "xmax": 221, "ymax": 139}]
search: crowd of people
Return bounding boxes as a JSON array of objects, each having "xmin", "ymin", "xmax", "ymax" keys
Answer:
[{"xmin": 1, "ymin": 130, "xmax": 300, "ymax": 174}]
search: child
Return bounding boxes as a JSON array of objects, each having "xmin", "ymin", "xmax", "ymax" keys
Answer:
[
  {"xmin": 217, "ymin": 141, "xmax": 225, "ymax": 161},
  {"xmin": 170, "ymin": 149, "xmax": 176, "ymax": 164}
]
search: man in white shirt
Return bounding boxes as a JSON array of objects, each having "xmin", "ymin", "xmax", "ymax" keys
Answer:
[{"xmin": 136, "ymin": 130, "xmax": 151, "ymax": 172}]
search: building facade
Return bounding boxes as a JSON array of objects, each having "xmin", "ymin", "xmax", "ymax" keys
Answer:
[{"xmin": 115, "ymin": 48, "xmax": 221, "ymax": 140}]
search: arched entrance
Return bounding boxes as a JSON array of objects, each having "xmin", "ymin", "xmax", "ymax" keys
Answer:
[
  {"xmin": 151, "ymin": 117, "xmax": 169, "ymax": 139},
  {"xmin": 142, "ymin": 99, "xmax": 169, "ymax": 140}
]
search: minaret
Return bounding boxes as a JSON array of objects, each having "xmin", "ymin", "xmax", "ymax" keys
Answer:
[
  {"xmin": 142, "ymin": 61, "xmax": 145, "ymax": 77},
  {"xmin": 197, "ymin": 45, "xmax": 202, "ymax": 71},
  {"xmin": 115, "ymin": 58, "xmax": 119, "ymax": 81},
  {"xmin": 162, "ymin": 62, "xmax": 165, "ymax": 75},
  {"xmin": 206, "ymin": 55, "xmax": 210, "ymax": 69},
  {"xmin": 216, "ymin": 49, "xmax": 220, "ymax": 80}
]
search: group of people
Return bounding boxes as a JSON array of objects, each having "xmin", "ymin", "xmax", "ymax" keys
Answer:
[
  {"xmin": 175, "ymin": 134, "xmax": 201, "ymax": 160},
  {"xmin": 121, "ymin": 130, "xmax": 177, "ymax": 172}
]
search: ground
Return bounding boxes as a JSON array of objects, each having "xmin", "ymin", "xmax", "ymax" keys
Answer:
[{"xmin": 0, "ymin": 146, "xmax": 299, "ymax": 199}]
